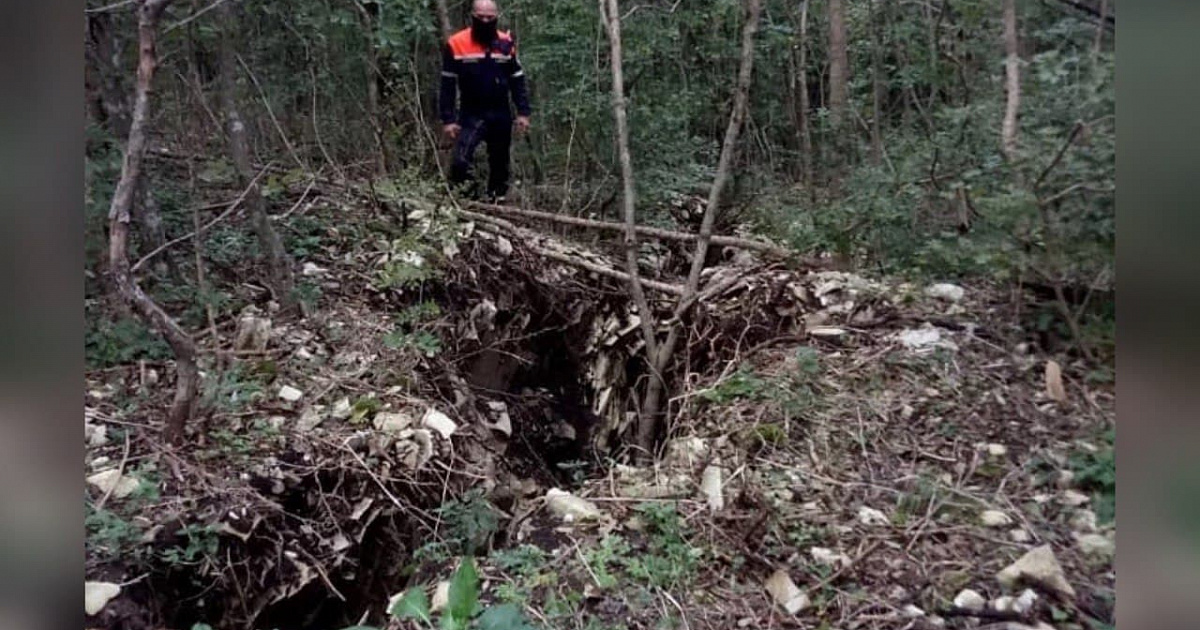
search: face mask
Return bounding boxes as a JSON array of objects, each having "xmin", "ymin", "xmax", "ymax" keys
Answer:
[{"xmin": 471, "ymin": 16, "xmax": 498, "ymax": 43}]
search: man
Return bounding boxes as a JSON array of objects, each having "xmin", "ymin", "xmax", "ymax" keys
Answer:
[{"xmin": 439, "ymin": 0, "xmax": 531, "ymax": 202}]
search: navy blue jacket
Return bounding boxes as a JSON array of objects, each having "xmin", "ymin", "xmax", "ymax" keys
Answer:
[{"xmin": 439, "ymin": 28, "xmax": 531, "ymax": 123}]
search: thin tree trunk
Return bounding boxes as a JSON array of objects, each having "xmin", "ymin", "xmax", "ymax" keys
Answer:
[
  {"xmin": 218, "ymin": 1, "xmax": 296, "ymax": 310},
  {"xmin": 639, "ymin": 0, "xmax": 763, "ymax": 458},
  {"xmin": 86, "ymin": 11, "xmax": 131, "ymax": 139},
  {"xmin": 355, "ymin": 0, "xmax": 389, "ymax": 176},
  {"xmin": 434, "ymin": 0, "xmax": 453, "ymax": 37},
  {"xmin": 107, "ymin": 0, "xmax": 198, "ymax": 445},
  {"xmin": 599, "ymin": 0, "xmax": 661, "ymax": 411},
  {"xmin": 827, "ymin": 0, "xmax": 849, "ymax": 127},
  {"xmin": 1092, "ymin": 0, "xmax": 1108, "ymax": 59},
  {"xmin": 796, "ymin": 1, "xmax": 814, "ymax": 195},
  {"xmin": 1002, "ymin": 0, "xmax": 1020, "ymax": 161},
  {"xmin": 869, "ymin": 0, "xmax": 884, "ymax": 165}
]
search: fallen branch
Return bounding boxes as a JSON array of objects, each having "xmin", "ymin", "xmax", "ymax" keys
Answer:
[
  {"xmin": 464, "ymin": 212, "xmax": 685, "ymax": 297},
  {"xmin": 467, "ymin": 200, "xmax": 792, "ymax": 258}
]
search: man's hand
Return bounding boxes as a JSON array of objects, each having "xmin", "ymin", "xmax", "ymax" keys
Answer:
[
  {"xmin": 443, "ymin": 123, "xmax": 461, "ymax": 141},
  {"xmin": 515, "ymin": 116, "xmax": 530, "ymax": 135}
]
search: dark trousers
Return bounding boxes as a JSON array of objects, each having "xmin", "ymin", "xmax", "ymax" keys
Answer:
[{"xmin": 450, "ymin": 113, "xmax": 512, "ymax": 199}]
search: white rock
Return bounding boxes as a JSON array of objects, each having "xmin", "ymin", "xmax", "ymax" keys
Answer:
[
  {"xmin": 986, "ymin": 443, "xmax": 1009, "ymax": 457},
  {"xmin": 992, "ymin": 596, "xmax": 1016, "ymax": 612},
  {"xmin": 545, "ymin": 488, "xmax": 601, "ymax": 522},
  {"xmin": 981, "ymin": 510, "xmax": 1014, "ymax": 528},
  {"xmin": 764, "ymin": 569, "xmax": 810, "ymax": 615},
  {"xmin": 1073, "ymin": 532, "xmax": 1115, "ymax": 559},
  {"xmin": 898, "ymin": 326, "xmax": 942, "ymax": 349},
  {"xmin": 1009, "ymin": 528, "xmax": 1032, "ymax": 543},
  {"xmin": 1014, "ymin": 589, "xmax": 1039, "ymax": 614},
  {"xmin": 810, "ymin": 547, "xmax": 850, "ymax": 568},
  {"xmin": 996, "ymin": 545, "xmax": 1076, "ymax": 599},
  {"xmin": 86, "ymin": 423, "xmax": 109, "ymax": 447},
  {"xmin": 85, "ymin": 581, "xmax": 121, "ymax": 616},
  {"xmin": 700, "ymin": 465, "xmax": 724, "ymax": 512},
  {"xmin": 302, "ymin": 262, "xmax": 328, "ymax": 276},
  {"xmin": 373, "ymin": 411, "xmax": 414, "ymax": 434},
  {"xmin": 278, "ymin": 385, "xmax": 303, "ymax": 402},
  {"xmin": 495, "ymin": 236, "xmax": 513, "ymax": 256},
  {"xmin": 1069, "ymin": 509, "xmax": 1098, "ymax": 532},
  {"xmin": 902, "ymin": 604, "xmax": 926, "ymax": 618},
  {"xmin": 430, "ymin": 580, "xmax": 451, "ymax": 612},
  {"xmin": 421, "ymin": 408, "xmax": 457, "ymax": 440},
  {"xmin": 296, "ymin": 406, "xmax": 326, "ymax": 431},
  {"xmin": 331, "ymin": 397, "xmax": 353, "ymax": 420},
  {"xmin": 926, "ymin": 283, "xmax": 966, "ymax": 303},
  {"xmin": 90, "ymin": 456, "xmax": 111, "ymax": 470},
  {"xmin": 953, "ymin": 589, "xmax": 986, "ymax": 612},
  {"xmin": 858, "ymin": 506, "xmax": 890, "ymax": 527},
  {"xmin": 296, "ymin": 347, "xmax": 315, "ymax": 361},
  {"xmin": 1059, "ymin": 489, "xmax": 1091, "ymax": 507},
  {"xmin": 87, "ymin": 469, "xmax": 140, "ymax": 499}
]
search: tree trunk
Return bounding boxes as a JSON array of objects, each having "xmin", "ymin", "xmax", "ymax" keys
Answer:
[
  {"xmin": 869, "ymin": 0, "xmax": 885, "ymax": 165},
  {"xmin": 433, "ymin": 0, "xmax": 453, "ymax": 37},
  {"xmin": 107, "ymin": 0, "xmax": 199, "ymax": 445},
  {"xmin": 355, "ymin": 0, "xmax": 389, "ymax": 176},
  {"xmin": 598, "ymin": 0, "xmax": 661, "ymax": 442},
  {"xmin": 1093, "ymin": 0, "xmax": 1108, "ymax": 59},
  {"xmin": 640, "ymin": 0, "xmax": 763, "ymax": 459},
  {"xmin": 795, "ymin": 1, "xmax": 814, "ymax": 195},
  {"xmin": 85, "ymin": 11, "xmax": 131, "ymax": 139},
  {"xmin": 1002, "ymin": 0, "xmax": 1020, "ymax": 161},
  {"xmin": 218, "ymin": 1, "xmax": 297, "ymax": 310},
  {"xmin": 827, "ymin": 0, "xmax": 849, "ymax": 127}
]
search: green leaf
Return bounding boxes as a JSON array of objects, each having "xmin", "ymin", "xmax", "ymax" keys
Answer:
[
  {"xmin": 389, "ymin": 588, "xmax": 432, "ymax": 623},
  {"xmin": 447, "ymin": 557, "xmax": 480, "ymax": 622},
  {"xmin": 190, "ymin": 625, "xmax": 214, "ymax": 630},
  {"xmin": 477, "ymin": 604, "xmax": 531, "ymax": 630}
]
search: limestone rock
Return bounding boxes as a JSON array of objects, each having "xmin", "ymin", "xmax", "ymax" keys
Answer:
[
  {"xmin": 926, "ymin": 283, "xmax": 966, "ymax": 303},
  {"xmin": 953, "ymin": 589, "xmax": 986, "ymax": 612},
  {"xmin": 764, "ymin": 569, "xmax": 810, "ymax": 615},
  {"xmin": 700, "ymin": 465, "xmax": 724, "ymax": 512},
  {"xmin": 85, "ymin": 581, "xmax": 121, "ymax": 616},
  {"xmin": 981, "ymin": 510, "xmax": 1014, "ymax": 528},
  {"xmin": 858, "ymin": 506, "xmax": 890, "ymax": 527},
  {"xmin": 421, "ymin": 408, "xmax": 457, "ymax": 440},
  {"xmin": 545, "ymin": 488, "xmax": 601, "ymax": 523},
  {"xmin": 87, "ymin": 469, "xmax": 140, "ymax": 499},
  {"xmin": 278, "ymin": 385, "xmax": 303, "ymax": 402},
  {"xmin": 996, "ymin": 545, "xmax": 1076, "ymax": 599},
  {"xmin": 374, "ymin": 412, "xmax": 415, "ymax": 434},
  {"xmin": 1073, "ymin": 532, "xmax": 1115, "ymax": 559}
]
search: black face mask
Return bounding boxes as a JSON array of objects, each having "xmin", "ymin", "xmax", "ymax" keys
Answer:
[{"xmin": 471, "ymin": 17, "xmax": 498, "ymax": 44}]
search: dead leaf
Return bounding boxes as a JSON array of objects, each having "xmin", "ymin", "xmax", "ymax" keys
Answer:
[{"xmin": 1045, "ymin": 360, "xmax": 1067, "ymax": 402}]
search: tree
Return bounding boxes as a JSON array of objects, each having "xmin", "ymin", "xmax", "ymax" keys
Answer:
[
  {"xmin": 1002, "ymin": 0, "xmax": 1021, "ymax": 160},
  {"xmin": 106, "ymin": 0, "xmax": 199, "ymax": 445},
  {"xmin": 827, "ymin": 0, "xmax": 850, "ymax": 127},
  {"xmin": 217, "ymin": 0, "xmax": 297, "ymax": 311},
  {"xmin": 639, "ymin": 0, "xmax": 763, "ymax": 458},
  {"xmin": 598, "ymin": 0, "xmax": 660, "ymax": 431}
]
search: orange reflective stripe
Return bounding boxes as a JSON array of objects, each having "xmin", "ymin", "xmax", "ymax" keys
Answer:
[{"xmin": 447, "ymin": 28, "xmax": 514, "ymax": 59}]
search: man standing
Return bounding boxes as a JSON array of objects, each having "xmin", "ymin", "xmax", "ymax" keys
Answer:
[{"xmin": 439, "ymin": 0, "xmax": 531, "ymax": 202}]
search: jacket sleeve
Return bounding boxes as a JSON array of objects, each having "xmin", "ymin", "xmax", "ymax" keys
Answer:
[
  {"xmin": 439, "ymin": 43, "xmax": 458, "ymax": 124},
  {"xmin": 508, "ymin": 43, "xmax": 531, "ymax": 117}
]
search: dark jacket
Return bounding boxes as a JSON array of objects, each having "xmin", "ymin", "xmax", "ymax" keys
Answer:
[{"xmin": 439, "ymin": 27, "xmax": 531, "ymax": 123}]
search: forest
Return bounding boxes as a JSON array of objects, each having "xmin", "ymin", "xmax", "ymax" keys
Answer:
[{"xmin": 85, "ymin": 1, "xmax": 1116, "ymax": 629}]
